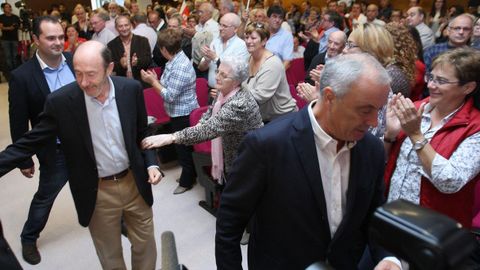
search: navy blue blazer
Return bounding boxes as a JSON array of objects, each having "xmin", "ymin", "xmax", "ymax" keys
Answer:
[
  {"xmin": 0, "ymin": 76, "xmax": 158, "ymax": 227},
  {"xmin": 8, "ymin": 53, "xmax": 74, "ymax": 169},
  {"xmin": 215, "ymin": 106, "xmax": 387, "ymax": 270}
]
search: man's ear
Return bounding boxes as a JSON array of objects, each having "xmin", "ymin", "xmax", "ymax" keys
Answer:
[{"xmin": 322, "ymin": 86, "xmax": 336, "ymax": 104}]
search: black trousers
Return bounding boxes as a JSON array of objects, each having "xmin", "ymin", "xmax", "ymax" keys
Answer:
[{"xmin": 170, "ymin": 115, "xmax": 196, "ymax": 188}]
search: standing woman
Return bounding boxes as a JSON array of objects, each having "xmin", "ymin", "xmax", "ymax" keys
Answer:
[
  {"xmin": 384, "ymin": 48, "xmax": 480, "ymax": 229},
  {"xmin": 141, "ymin": 28, "xmax": 198, "ymax": 194},
  {"xmin": 242, "ymin": 23, "xmax": 296, "ymax": 123},
  {"xmin": 141, "ymin": 56, "xmax": 263, "ymax": 184}
]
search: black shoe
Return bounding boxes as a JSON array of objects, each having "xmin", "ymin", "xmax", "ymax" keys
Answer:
[{"xmin": 22, "ymin": 242, "xmax": 41, "ymax": 265}]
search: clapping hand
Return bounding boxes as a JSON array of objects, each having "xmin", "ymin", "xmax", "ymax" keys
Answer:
[
  {"xmin": 309, "ymin": 64, "xmax": 324, "ymax": 83},
  {"xmin": 140, "ymin": 69, "xmax": 157, "ymax": 85},
  {"xmin": 131, "ymin": 53, "xmax": 138, "ymax": 67},
  {"xmin": 201, "ymin": 45, "xmax": 216, "ymax": 61},
  {"xmin": 297, "ymin": 82, "xmax": 319, "ymax": 103},
  {"xmin": 391, "ymin": 94, "xmax": 425, "ymax": 137}
]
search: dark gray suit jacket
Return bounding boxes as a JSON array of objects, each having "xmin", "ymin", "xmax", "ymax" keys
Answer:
[
  {"xmin": 0, "ymin": 76, "xmax": 158, "ymax": 227},
  {"xmin": 215, "ymin": 107, "xmax": 387, "ymax": 270},
  {"xmin": 8, "ymin": 52, "xmax": 74, "ymax": 169}
]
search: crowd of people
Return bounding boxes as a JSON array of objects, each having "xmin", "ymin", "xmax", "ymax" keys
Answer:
[{"xmin": 1, "ymin": 0, "xmax": 480, "ymax": 269}]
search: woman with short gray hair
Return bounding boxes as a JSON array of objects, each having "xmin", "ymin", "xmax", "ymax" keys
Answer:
[{"xmin": 142, "ymin": 56, "xmax": 263, "ymax": 184}]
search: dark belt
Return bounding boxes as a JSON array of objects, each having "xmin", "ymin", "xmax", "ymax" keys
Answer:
[{"xmin": 100, "ymin": 169, "xmax": 129, "ymax": 181}]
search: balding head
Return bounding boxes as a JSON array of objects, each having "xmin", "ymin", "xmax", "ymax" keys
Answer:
[
  {"xmin": 448, "ymin": 14, "xmax": 474, "ymax": 47},
  {"xmin": 366, "ymin": 4, "xmax": 379, "ymax": 22},
  {"xmin": 327, "ymin": 31, "xmax": 347, "ymax": 57},
  {"xmin": 406, "ymin": 6, "xmax": 424, "ymax": 26},
  {"xmin": 74, "ymin": 41, "xmax": 113, "ymax": 99}
]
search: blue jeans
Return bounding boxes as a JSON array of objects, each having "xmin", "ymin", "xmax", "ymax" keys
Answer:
[
  {"xmin": 21, "ymin": 148, "xmax": 68, "ymax": 244},
  {"xmin": 1, "ymin": 40, "xmax": 18, "ymax": 72}
]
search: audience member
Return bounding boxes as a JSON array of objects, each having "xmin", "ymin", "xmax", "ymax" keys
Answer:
[
  {"xmin": 107, "ymin": 15, "xmax": 152, "ymax": 83},
  {"xmin": 292, "ymin": 34, "xmax": 305, "ymax": 59},
  {"xmin": 424, "ymin": 13, "xmax": 474, "ymax": 71},
  {"xmin": 148, "ymin": 8, "xmax": 167, "ymax": 33},
  {"xmin": 73, "ymin": 5, "xmax": 93, "ymax": 40},
  {"xmin": 286, "ymin": 3, "xmax": 301, "ymax": 32},
  {"xmin": 350, "ymin": 2, "xmax": 367, "ymax": 26},
  {"xmin": 472, "ymin": 17, "xmax": 480, "ymax": 48},
  {"xmin": 265, "ymin": 5, "xmax": 294, "ymax": 69},
  {"xmin": 167, "ymin": 15, "xmax": 193, "ymax": 59},
  {"xmin": 0, "ymin": 40, "xmax": 163, "ymax": 269},
  {"xmin": 242, "ymin": 23, "xmax": 296, "ymax": 123},
  {"xmin": 7, "ymin": 16, "xmax": 75, "ymax": 265},
  {"xmin": 216, "ymin": 53, "xmax": 400, "ymax": 270},
  {"xmin": 141, "ymin": 29, "xmax": 198, "ymax": 195},
  {"xmin": 90, "ymin": 10, "xmax": 117, "ymax": 46},
  {"xmin": 219, "ymin": 0, "xmax": 234, "ymax": 18},
  {"xmin": 0, "ymin": 3, "xmax": 21, "ymax": 79},
  {"xmin": 64, "ymin": 25, "xmax": 86, "ymax": 53},
  {"xmin": 198, "ymin": 13, "xmax": 249, "ymax": 98},
  {"xmin": 384, "ymin": 47, "xmax": 480, "ymax": 230},
  {"xmin": 129, "ymin": 1, "xmax": 140, "ymax": 15},
  {"xmin": 196, "ymin": 2, "xmax": 220, "ymax": 39},
  {"xmin": 378, "ymin": 0, "xmax": 393, "ymax": 21},
  {"xmin": 142, "ymin": 56, "xmax": 263, "ymax": 184},
  {"xmin": 385, "ymin": 22, "xmax": 417, "ymax": 97},
  {"xmin": 191, "ymin": 3, "xmax": 219, "ymax": 77},
  {"xmin": 342, "ymin": 23, "xmax": 395, "ymax": 138},
  {"xmin": 366, "ymin": 4, "xmax": 386, "ymax": 26},
  {"xmin": 406, "ymin": 6, "xmax": 435, "ymax": 49},
  {"xmin": 132, "ymin": 12, "xmax": 158, "ymax": 55},
  {"xmin": 427, "ymin": 0, "xmax": 448, "ymax": 34},
  {"xmin": 303, "ymin": 30, "xmax": 346, "ymax": 86},
  {"xmin": 299, "ymin": 0, "xmax": 312, "ymax": 27},
  {"xmin": 390, "ymin": 9, "xmax": 402, "ymax": 23}
]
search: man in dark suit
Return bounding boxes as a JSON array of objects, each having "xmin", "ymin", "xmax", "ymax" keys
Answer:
[
  {"xmin": 0, "ymin": 41, "xmax": 163, "ymax": 269},
  {"xmin": 107, "ymin": 15, "xmax": 151, "ymax": 84},
  {"xmin": 8, "ymin": 16, "xmax": 75, "ymax": 265},
  {"xmin": 215, "ymin": 53, "xmax": 401, "ymax": 270}
]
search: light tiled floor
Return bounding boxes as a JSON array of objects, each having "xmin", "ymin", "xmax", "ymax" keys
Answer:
[{"xmin": 0, "ymin": 82, "xmax": 247, "ymax": 269}]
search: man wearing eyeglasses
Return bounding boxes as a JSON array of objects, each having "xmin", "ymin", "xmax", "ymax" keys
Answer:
[
  {"xmin": 197, "ymin": 13, "xmax": 248, "ymax": 100},
  {"xmin": 423, "ymin": 14, "xmax": 474, "ymax": 72}
]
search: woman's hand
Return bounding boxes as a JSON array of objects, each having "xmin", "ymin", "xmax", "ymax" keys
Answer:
[
  {"xmin": 385, "ymin": 93, "xmax": 402, "ymax": 140},
  {"xmin": 141, "ymin": 134, "xmax": 175, "ymax": 149},
  {"xmin": 391, "ymin": 94, "xmax": 426, "ymax": 138},
  {"xmin": 140, "ymin": 69, "xmax": 157, "ymax": 86},
  {"xmin": 297, "ymin": 82, "xmax": 318, "ymax": 103}
]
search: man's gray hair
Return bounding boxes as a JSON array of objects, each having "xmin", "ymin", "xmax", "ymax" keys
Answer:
[
  {"xmin": 221, "ymin": 56, "xmax": 249, "ymax": 83},
  {"xmin": 222, "ymin": 0, "xmax": 234, "ymax": 12},
  {"xmin": 92, "ymin": 9, "xmax": 110, "ymax": 22},
  {"xmin": 225, "ymin": 13, "xmax": 241, "ymax": 27},
  {"xmin": 319, "ymin": 53, "xmax": 391, "ymax": 97}
]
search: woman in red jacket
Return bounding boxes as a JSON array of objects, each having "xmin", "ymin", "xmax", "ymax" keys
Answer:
[{"xmin": 384, "ymin": 47, "xmax": 480, "ymax": 229}]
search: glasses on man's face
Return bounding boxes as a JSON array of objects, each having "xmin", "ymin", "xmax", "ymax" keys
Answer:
[
  {"xmin": 219, "ymin": 23, "xmax": 234, "ymax": 29},
  {"xmin": 449, "ymin": 26, "xmax": 472, "ymax": 33},
  {"xmin": 345, "ymin": 40, "xmax": 359, "ymax": 50},
  {"xmin": 424, "ymin": 73, "xmax": 460, "ymax": 86}
]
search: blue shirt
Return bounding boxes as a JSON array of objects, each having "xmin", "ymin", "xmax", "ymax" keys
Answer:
[
  {"xmin": 318, "ymin": 27, "xmax": 339, "ymax": 54},
  {"xmin": 84, "ymin": 77, "xmax": 130, "ymax": 177},
  {"xmin": 36, "ymin": 52, "xmax": 76, "ymax": 92},
  {"xmin": 423, "ymin": 42, "xmax": 452, "ymax": 72},
  {"xmin": 266, "ymin": 28, "xmax": 294, "ymax": 62},
  {"xmin": 160, "ymin": 51, "xmax": 199, "ymax": 117}
]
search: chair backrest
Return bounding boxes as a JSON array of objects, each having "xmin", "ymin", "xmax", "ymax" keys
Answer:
[
  {"xmin": 286, "ymin": 58, "xmax": 306, "ymax": 87},
  {"xmin": 143, "ymin": 88, "xmax": 170, "ymax": 124},
  {"xmin": 189, "ymin": 106, "xmax": 211, "ymax": 154},
  {"xmin": 149, "ymin": 67, "xmax": 163, "ymax": 80},
  {"xmin": 196, "ymin": 78, "xmax": 209, "ymax": 107},
  {"xmin": 289, "ymin": 84, "xmax": 308, "ymax": 109}
]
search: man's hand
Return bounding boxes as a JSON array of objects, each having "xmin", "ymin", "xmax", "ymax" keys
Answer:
[
  {"xmin": 374, "ymin": 259, "xmax": 401, "ymax": 270},
  {"xmin": 20, "ymin": 167, "xmax": 35, "ymax": 178},
  {"xmin": 297, "ymin": 82, "xmax": 318, "ymax": 103},
  {"xmin": 120, "ymin": 52, "xmax": 128, "ymax": 68},
  {"xmin": 147, "ymin": 167, "xmax": 163, "ymax": 185},
  {"xmin": 131, "ymin": 53, "xmax": 138, "ymax": 67},
  {"xmin": 200, "ymin": 45, "xmax": 216, "ymax": 61},
  {"xmin": 309, "ymin": 64, "xmax": 324, "ymax": 83}
]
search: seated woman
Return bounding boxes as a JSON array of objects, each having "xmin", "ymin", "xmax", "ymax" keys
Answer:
[
  {"xmin": 384, "ymin": 48, "xmax": 480, "ymax": 229},
  {"xmin": 142, "ymin": 56, "xmax": 263, "ymax": 184},
  {"xmin": 141, "ymin": 28, "xmax": 198, "ymax": 194},
  {"xmin": 242, "ymin": 23, "xmax": 296, "ymax": 123}
]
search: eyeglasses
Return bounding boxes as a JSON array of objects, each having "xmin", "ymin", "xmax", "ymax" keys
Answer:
[
  {"xmin": 219, "ymin": 23, "xmax": 234, "ymax": 29},
  {"xmin": 424, "ymin": 73, "xmax": 459, "ymax": 86},
  {"xmin": 215, "ymin": 70, "xmax": 234, "ymax": 80},
  {"xmin": 449, "ymin": 26, "xmax": 472, "ymax": 32},
  {"xmin": 345, "ymin": 41, "xmax": 359, "ymax": 49}
]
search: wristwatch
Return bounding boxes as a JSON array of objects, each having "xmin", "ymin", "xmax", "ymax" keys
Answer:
[{"xmin": 413, "ymin": 138, "xmax": 428, "ymax": 151}]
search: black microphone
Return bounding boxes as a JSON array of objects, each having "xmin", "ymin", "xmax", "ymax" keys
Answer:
[{"xmin": 161, "ymin": 231, "xmax": 182, "ymax": 270}]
